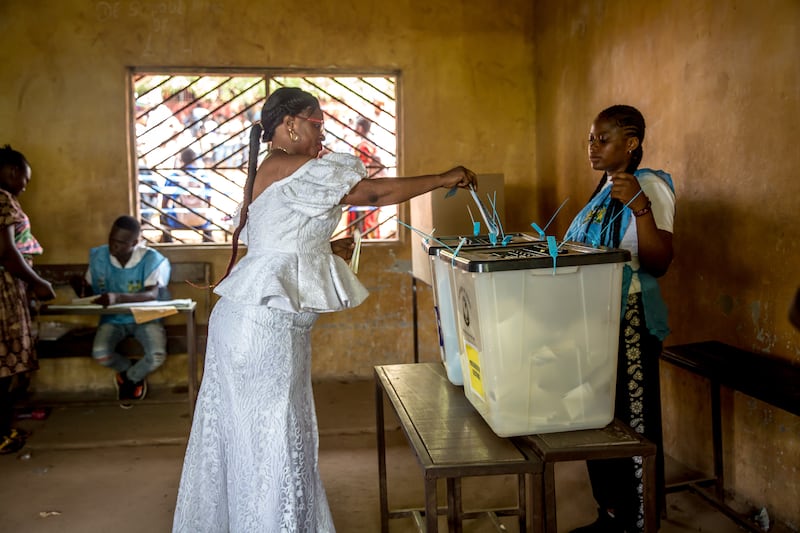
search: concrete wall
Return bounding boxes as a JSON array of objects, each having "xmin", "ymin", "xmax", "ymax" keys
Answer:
[
  {"xmin": 0, "ymin": 0, "xmax": 536, "ymax": 378},
  {"xmin": 532, "ymin": 0, "xmax": 799, "ymax": 526}
]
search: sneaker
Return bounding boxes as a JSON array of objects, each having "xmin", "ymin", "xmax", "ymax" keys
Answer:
[
  {"xmin": 570, "ymin": 510, "xmax": 627, "ymax": 533},
  {"xmin": 119, "ymin": 376, "xmax": 147, "ymax": 409},
  {"xmin": 0, "ymin": 431, "xmax": 25, "ymax": 455},
  {"xmin": 114, "ymin": 372, "xmax": 133, "ymax": 402},
  {"xmin": 130, "ymin": 378, "xmax": 147, "ymax": 402}
]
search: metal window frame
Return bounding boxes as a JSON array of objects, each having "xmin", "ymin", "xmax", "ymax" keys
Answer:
[{"xmin": 126, "ymin": 67, "xmax": 403, "ymax": 246}]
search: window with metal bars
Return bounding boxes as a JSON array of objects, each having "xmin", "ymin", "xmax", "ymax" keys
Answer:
[{"xmin": 131, "ymin": 70, "xmax": 398, "ymax": 245}]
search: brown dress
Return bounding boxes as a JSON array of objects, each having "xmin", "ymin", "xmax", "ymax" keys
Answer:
[{"xmin": 0, "ymin": 190, "xmax": 41, "ymax": 378}]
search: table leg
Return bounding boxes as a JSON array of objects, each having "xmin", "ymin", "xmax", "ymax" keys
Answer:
[
  {"xmin": 425, "ymin": 477, "xmax": 438, "ymax": 533},
  {"xmin": 543, "ymin": 463, "xmax": 557, "ymax": 533},
  {"xmin": 710, "ymin": 381, "xmax": 724, "ymax": 500},
  {"xmin": 527, "ymin": 471, "xmax": 544, "ymax": 533},
  {"xmin": 517, "ymin": 473, "xmax": 527, "ymax": 533},
  {"xmin": 376, "ymin": 378, "xmax": 389, "ymax": 533},
  {"xmin": 447, "ymin": 477, "xmax": 462, "ymax": 533}
]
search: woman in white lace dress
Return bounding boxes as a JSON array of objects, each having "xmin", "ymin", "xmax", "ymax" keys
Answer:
[{"xmin": 172, "ymin": 87, "xmax": 477, "ymax": 532}]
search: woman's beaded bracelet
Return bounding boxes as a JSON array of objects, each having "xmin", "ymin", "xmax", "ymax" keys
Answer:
[{"xmin": 633, "ymin": 200, "xmax": 652, "ymax": 217}]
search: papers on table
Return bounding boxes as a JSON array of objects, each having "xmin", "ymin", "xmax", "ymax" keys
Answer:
[
  {"xmin": 45, "ymin": 298, "xmax": 195, "ymax": 311},
  {"xmin": 65, "ymin": 297, "xmax": 194, "ymax": 308}
]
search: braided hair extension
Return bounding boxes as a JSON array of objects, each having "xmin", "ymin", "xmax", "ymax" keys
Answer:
[
  {"xmin": 219, "ymin": 88, "xmax": 321, "ymax": 284},
  {"xmin": 594, "ymin": 105, "xmax": 646, "ymax": 248},
  {"xmin": 0, "ymin": 145, "xmax": 29, "ymax": 173}
]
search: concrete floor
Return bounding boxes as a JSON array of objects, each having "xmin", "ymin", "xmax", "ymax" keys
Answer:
[{"xmin": 1, "ymin": 380, "xmax": 754, "ymax": 533}]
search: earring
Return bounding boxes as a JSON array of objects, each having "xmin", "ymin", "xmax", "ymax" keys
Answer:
[
  {"xmin": 289, "ymin": 129, "xmax": 299, "ymax": 142},
  {"xmin": 627, "ymin": 149, "xmax": 632, "ymax": 154}
]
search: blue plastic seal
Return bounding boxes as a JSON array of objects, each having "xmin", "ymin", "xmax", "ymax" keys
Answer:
[{"xmin": 547, "ymin": 235, "xmax": 558, "ymax": 274}]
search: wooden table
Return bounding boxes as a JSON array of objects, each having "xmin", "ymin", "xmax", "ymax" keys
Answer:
[
  {"xmin": 376, "ymin": 363, "xmax": 660, "ymax": 533},
  {"xmin": 39, "ymin": 301, "xmax": 200, "ymax": 414},
  {"xmin": 375, "ymin": 363, "xmax": 544, "ymax": 532}
]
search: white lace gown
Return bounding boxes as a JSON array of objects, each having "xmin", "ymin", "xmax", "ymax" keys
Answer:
[{"xmin": 173, "ymin": 153, "xmax": 369, "ymax": 533}]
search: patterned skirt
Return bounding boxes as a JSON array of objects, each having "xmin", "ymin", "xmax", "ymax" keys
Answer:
[
  {"xmin": 0, "ymin": 270, "xmax": 37, "ymax": 378},
  {"xmin": 586, "ymin": 292, "xmax": 665, "ymax": 532}
]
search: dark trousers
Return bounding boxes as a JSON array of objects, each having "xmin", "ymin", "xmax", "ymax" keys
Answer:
[{"xmin": 586, "ymin": 293, "xmax": 666, "ymax": 533}]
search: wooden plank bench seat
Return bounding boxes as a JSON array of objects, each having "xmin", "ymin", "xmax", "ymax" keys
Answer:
[
  {"xmin": 35, "ymin": 323, "xmax": 207, "ymax": 359},
  {"xmin": 660, "ymin": 341, "xmax": 800, "ymax": 532}
]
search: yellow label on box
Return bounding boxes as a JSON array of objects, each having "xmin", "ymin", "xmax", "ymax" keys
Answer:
[{"xmin": 465, "ymin": 343, "xmax": 484, "ymax": 400}]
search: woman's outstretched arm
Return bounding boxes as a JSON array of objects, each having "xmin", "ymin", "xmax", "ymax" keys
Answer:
[{"xmin": 342, "ymin": 166, "xmax": 476, "ymax": 207}]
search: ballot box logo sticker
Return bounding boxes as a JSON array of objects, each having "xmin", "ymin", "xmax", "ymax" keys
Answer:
[
  {"xmin": 458, "ymin": 285, "xmax": 480, "ymax": 347},
  {"xmin": 459, "ymin": 287, "xmax": 471, "ymax": 327}
]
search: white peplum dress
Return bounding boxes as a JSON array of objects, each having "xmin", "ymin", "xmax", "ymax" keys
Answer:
[{"xmin": 173, "ymin": 153, "xmax": 369, "ymax": 533}]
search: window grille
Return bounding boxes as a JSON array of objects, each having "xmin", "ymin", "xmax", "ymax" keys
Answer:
[{"xmin": 130, "ymin": 70, "xmax": 398, "ymax": 244}]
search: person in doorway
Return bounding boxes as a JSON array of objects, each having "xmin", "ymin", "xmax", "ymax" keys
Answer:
[
  {"xmin": 564, "ymin": 105, "xmax": 676, "ymax": 533},
  {"xmin": 0, "ymin": 145, "xmax": 56, "ymax": 454},
  {"xmin": 73, "ymin": 216, "xmax": 171, "ymax": 408},
  {"xmin": 172, "ymin": 87, "xmax": 477, "ymax": 532}
]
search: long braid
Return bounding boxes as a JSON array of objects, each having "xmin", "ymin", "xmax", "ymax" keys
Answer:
[
  {"xmin": 218, "ymin": 123, "xmax": 262, "ymax": 284},
  {"xmin": 215, "ymin": 87, "xmax": 320, "ymax": 286},
  {"xmin": 596, "ymin": 105, "xmax": 646, "ymax": 248}
]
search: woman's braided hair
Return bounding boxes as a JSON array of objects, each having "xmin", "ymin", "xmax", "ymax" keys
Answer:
[
  {"xmin": 597, "ymin": 104, "xmax": 645, "ymax": 174},
  {"xmin": 219, "ymin": 88, "xmax": 320, "ymax": 283},
  {"xmin": 592, "ymin": 105, "xmax": 646, "ymax": 248}
]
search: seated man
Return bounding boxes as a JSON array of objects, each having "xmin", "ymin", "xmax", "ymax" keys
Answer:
[{"xmin": 73, "ymin": 215, "xmax": 171, "ymax": 407}]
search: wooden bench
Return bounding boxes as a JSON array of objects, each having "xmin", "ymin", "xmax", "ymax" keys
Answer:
[
  {"xmin": 518, "ymin": 422, "xmax": 658, "ymax": 533},
  {"xmin": 32, "ymin": 261, "xmax": 212, "ymax": 412},
  {"xmin": 660, "ymin": 341, "xmax": 800, "ymax": 532}
]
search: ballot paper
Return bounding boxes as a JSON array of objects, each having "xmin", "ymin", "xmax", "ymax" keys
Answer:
[{"xmin": 350, "ymin": 229, "xmax": 362, "ymax": 274}]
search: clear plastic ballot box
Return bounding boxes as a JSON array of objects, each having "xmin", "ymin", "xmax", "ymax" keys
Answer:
[
  {"xmin": 438, "ymin": 241, "xmax": 631, "ymax": 436},
  {"xmin": 423, "ymin": 233, "xmax": 539, "ymax": 386}
]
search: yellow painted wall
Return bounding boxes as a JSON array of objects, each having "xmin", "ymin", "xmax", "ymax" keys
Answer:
[
  {"xmin": 0, "ymin": 0, "xmax": 536, "ymax": 377},
  {"xmin": 3, "ymin": 0, "xmax": 798, "ymax": 526},
  {"xmin": 532, "ymin": 0, "xmax": 799, "ymax": 526}
]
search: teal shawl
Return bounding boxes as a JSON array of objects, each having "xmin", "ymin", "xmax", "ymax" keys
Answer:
[{"xmin": 564, "ymin": 168, "xmax": 674, "ymax": 340}]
